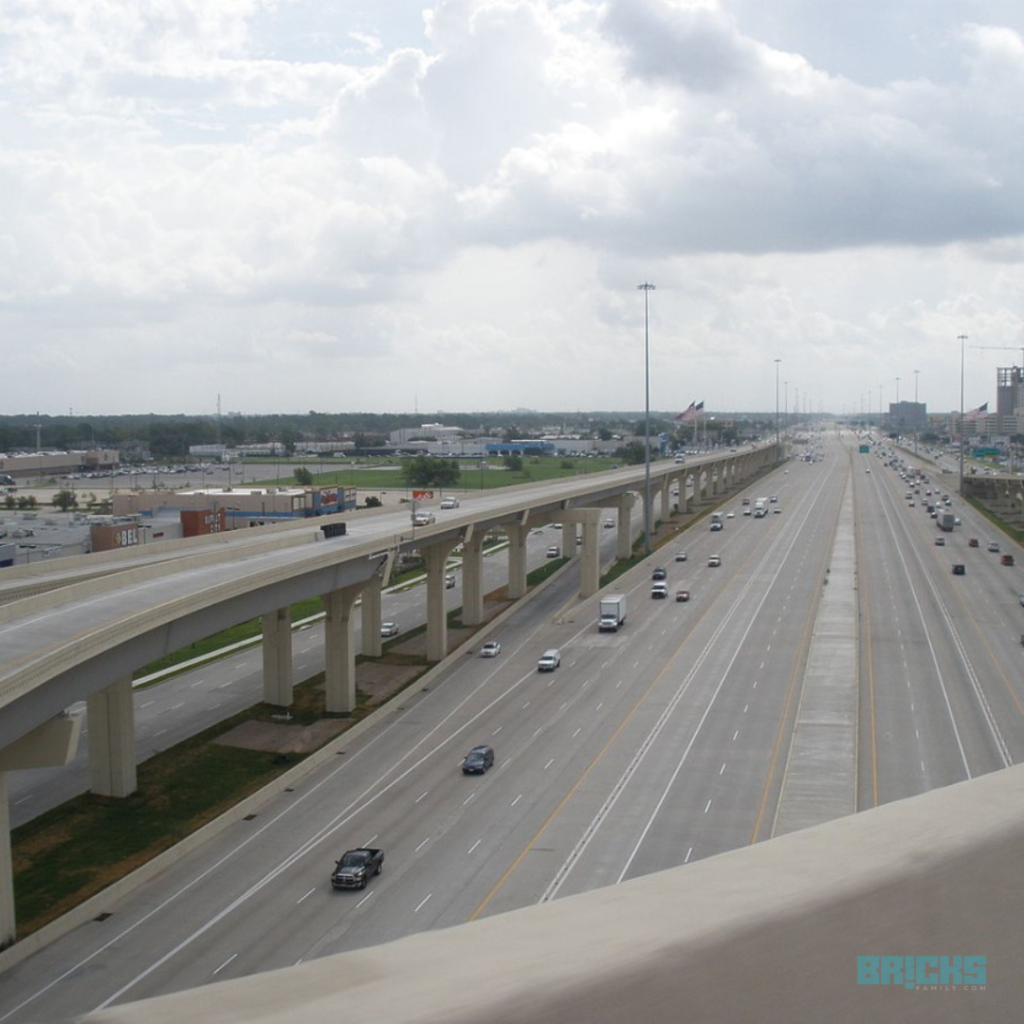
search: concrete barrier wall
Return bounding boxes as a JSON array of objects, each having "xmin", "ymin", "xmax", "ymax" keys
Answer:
[{"xmin": 82, "ymin": 763, "xmax": 1024, "ymax": 1024}]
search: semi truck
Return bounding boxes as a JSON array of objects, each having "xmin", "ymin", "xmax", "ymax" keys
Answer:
[
  {"xmin": 598, "ymin": 593, "xmax": 627, "ymax": 632},
  {"xmin": 753, "ymin": 498, "xmax": 768, "ymax": 518},
  {"xmin": 938, "ymin": 512, "xmax": 956, "ymax": 532}
]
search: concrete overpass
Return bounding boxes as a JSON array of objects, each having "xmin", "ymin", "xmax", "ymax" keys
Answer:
[{"xmin": 0, "ymin": 446, "xmax": 778, "ymax": 943}]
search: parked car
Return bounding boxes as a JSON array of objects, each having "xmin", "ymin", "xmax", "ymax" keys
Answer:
[
  {"xmin": 380, "ymin": 621, "xmax": 399, "ymax": 638},
  {"xmin": 675, "ymin": 589, "xmax": 690, "ymax": 602},
  {"xmin": 651, "ymin": 583, "xmax": 669, "ymax": 599},
  {"xmin": 708, "ymin": 555, "xmax": 721, "ymax": 567},
  {"xmin": 537, "ymin": 649, "xmax": 561, "ymax": 672},
  {"xmin": 480, "ymin": 640, "xmax": 501, "ymax": 657},
  {"xmin": 462, "ymin": 745, "xmax": 495, "ymax": 774}
]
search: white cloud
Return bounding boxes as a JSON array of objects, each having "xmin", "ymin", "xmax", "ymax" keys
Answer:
[{"xmin": 1, "ymin": 0, "xmax": 1023, "ymax": 416}]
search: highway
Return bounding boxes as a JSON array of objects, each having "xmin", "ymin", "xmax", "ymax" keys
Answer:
[{"xmin": 3, "ymin": 432, "xmax": 1024, "ymax": 1021}]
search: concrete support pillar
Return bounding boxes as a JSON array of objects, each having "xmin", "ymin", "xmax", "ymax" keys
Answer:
[
  {"xmin": 261, "ymin": 607, "xmax": 293, "ymax": 707},
  {"xmin": 422, "ymin": 540, "xmax": 457, "ymax": 663},
  {"xmin": 504, "ymin": 521, "xmax": 530, "ymax": 600},
  {"xmin": 560, "ymin": 521, "xmax": 574, "ymax": 559},
  {"xmin": 323, "ymin": 586, "xmax": 359, "ymax": 713},
  {"xmin": 659, "ymin": 479, "xmax": 672, "ymax": 523},
  {"xmin": 87, "ymin": 676, "xmax": 137, "ymax": 798},
  {"xmin": 615, "ymin": 494, "xmax": 634, "ymax": 560},
  {"xmin": 461, "ymin": 529, "xmax": 487, "ymax": 626},
  {"xmin": 360, "ymin": 575, "xmax": 384, "ymax": 657},
  {"xmin": 576, "ymin": 509, "xmax": 602, "ymax": 599}
]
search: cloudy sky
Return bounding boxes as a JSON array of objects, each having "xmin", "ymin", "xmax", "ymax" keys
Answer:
[{"xmin": 3, "ymin": 0, "xmax": 1024, "ymax": 418}]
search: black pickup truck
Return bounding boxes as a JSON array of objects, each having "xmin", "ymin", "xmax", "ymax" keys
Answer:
[{"xmin": 331, "ymin": 848, "xmax": 384, "ymax": 890}]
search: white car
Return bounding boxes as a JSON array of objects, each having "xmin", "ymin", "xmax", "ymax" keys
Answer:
[
  {"xmin": 440, "ymin": 497, "xmax": 459, "ymax": 509},
  {"xmin": 546, "ymin": 546, "xmax": 561, "ymax": 558},
  {"xmin": 380, "ymin": 621, "xmax": 399, "ymax": 638},
  {"xmin": 445, "ymin": 573, "xmax": 456, "ymax": 589},
  {"xmin": 675, "ymin": 550, "xmax": 687, "ymax": 562},
  {"xmin": 537, "ymin": 649, "xmax": 561, "ymax": 671},
  {"xmin": 480, "ymin": 640, "xmax": 501, "ymax": 657}
]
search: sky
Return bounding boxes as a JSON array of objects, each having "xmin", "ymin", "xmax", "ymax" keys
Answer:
[{"xmin": 3, "ymin": 0, "xmax": 1024, "ymax": 419}]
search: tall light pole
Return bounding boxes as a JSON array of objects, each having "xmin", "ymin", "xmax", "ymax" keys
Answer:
[
  {"xmin": 638, "ymin": 282, "xmax": 656, "ymax": 556},
  {"xmin": 783, "ymin": 380, "xmax": 788, "ymax": 439},
  {"xmin": 774, "ymin": 358, "xmax": 781, "ymax": 458},
  {"xmin": 895, "ymin": 376, "xmax": 900, "ymax": 436},
  {"xmin": 959, "ymin": 333, "xmax": 968, "ymax": 494},
  {"xmin": 914, "ymin": 369, "xmax": 919, "ymax": 458}
]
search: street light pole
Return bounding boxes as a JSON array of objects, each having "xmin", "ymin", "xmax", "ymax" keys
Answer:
[
  {"xmin": 895, "ymin": 376, "xmax": 900, "ymax": 436},
  {"xmin": 783, "ymin": 380, "xmax": 788, "ymax": 439},
  {"xmin": 914, "ymin": 369, "xmax": 919, "ymax": 458},
  {"xmin": 774, "ymin": 358, "xmax": 781, "ymax": 458},
  {"xmin": 959, "ymin": 334, "xmax": 968, "ymax": 494},
  {"xmin": 638, "ymin": 282, "xmax": 656, "ymax": 556}
]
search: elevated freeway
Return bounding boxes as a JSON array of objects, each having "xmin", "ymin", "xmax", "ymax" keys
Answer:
[
  {"xmin": 0, "ymin": 445, "xmax": 776, "ymax": 943},
  {"xmin": 2, "ymin": 432, "xmax": 1023, "ymax": 1021}
]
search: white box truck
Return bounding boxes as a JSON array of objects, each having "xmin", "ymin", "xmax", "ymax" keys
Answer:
[{"xmin": 598, "ymin": 594, "xmax": 627, "ymax": 632}]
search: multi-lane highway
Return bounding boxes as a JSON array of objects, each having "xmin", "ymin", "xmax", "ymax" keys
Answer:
[{"xmin": 3, "ymin": 431, "xmax": 1024, "ymax": 1022}]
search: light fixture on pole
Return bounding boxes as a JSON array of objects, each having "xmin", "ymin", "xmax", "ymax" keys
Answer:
[
  {"xmin": 774, "ymin": 359, "xmax": 781, "ymax": 457},
  {"xmin": 638, "ymin": 282, "xmax": 655, "ymax": 556},
  {"xmin": 914, "ymin": 369, "xmax": 919, "ymax": 458},
  {"xmin": 958, "ymin": 334, "xmax": 967, "ymax": 494},
  {"xmin": 895, "ymin": 376, "xmax": 900, "ymax": 435}
]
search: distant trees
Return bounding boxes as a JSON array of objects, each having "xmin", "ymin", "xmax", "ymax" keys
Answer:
[
  {"xmin": 402, "ymin": 456, "xmax": 460, "ymax": 488},
  {"xmin": 503, "ymin": 454, "xmax": 523, "ymax": 472},
  {"xmin": 293, "ymin": 466, "xmax": 314, "ymax": 486},
  {"xmin": 51, "ymin": 489, "xmax": 78, "ymax": 512}
]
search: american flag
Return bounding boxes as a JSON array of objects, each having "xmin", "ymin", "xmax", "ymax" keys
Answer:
[{"xmin": 964, "ymin": 402, "xmax": 988, "ymax": 421}]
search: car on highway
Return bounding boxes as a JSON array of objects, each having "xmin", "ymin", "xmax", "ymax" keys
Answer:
[
  {"xmin": 331, "ymin": 848, "xmax": 384, "ymax": 890},
  {"xmin": 1002, "ymin": 554, "xmax": 1015, "ymax": 567},
  {"xmin": 537, "ymin": 649, "xmax": 561, "ymax": 672},
  {"xmin": 952, "ymin": 563, "xmax": 966, "ymax": 575},
  {"xmin": 708, "ymin": 554, "xmax": 721, "ymax": 567},
  {"xmin": 546, "ymin": 546, "xmax": 561, "ymax": 558},
  {"xmin": 461, "ymin": 744, "xmax": 495, "ymax": 774},
  {"xmin": 480, "ymin": 640, "xmax": 502, "ymax": 657},
  {"xmin": 726, "ymin": 511, "xmax": 735, "ymax": 519},
  {"xmin": 969, "ymin": 538, "xmax": 980, "ymax": 548},
  {"xmin": 652, "ymin": 566, "xmax": 667, "ymax": 580},
  {"xmin": 988, "ymin": 542, "xmax": 1001, "ymax": 553},
  {"xmin": 380, "ymin": 621, "xmax": 399, "ymax": 638},
  {"xmin": 675, "ymin": 550, "xmax": 688, "ymax": 562},
  {"xmin": 935, "ymin": 536, "xmax": 945, "ymax": 546},
  {"xmin": 1019, "ymin": 593, "xmax": 1024, "ymax": 607},
  {"xmin": 675, "ymin": 589, "xmax": 690, "ymax": 602},
  {"xmin": 445, "ymin": 573, "xmax": 457, "ymax": 588},
  {"xmin": 742, "ymin": 497, "xmax": 750, "ymax": 505},
  {"xmin": 440, "ymin": 497, "xmax": 460, "ymax": 509},
  {"xmin": 710, "ymin": 521, "xmax": 723, "ymax": 531},
  {"xmin": 651, "ymin": 583, "xmax": 669, "ymax": 599},
  {"xmin": 604, "ymin": 518, "xmax": 615, "ymax": 528}
]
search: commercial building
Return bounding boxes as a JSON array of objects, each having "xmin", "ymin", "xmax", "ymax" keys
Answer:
[{"xmin": 112, "ymin": 485, "xmax": 357, "ymax": 528}]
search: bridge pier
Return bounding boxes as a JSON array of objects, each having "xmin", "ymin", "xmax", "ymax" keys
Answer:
[
  {"xmin": 614, "ymin": 493, "xmax": 635, "ymax": 560},
  {"xmin": 423, "ymin": 540, "xmax": 458, "ymax": 662},
  {"xmin": 504, "ymin": 521, "xmax": 530, "ymax": 600},
  {"xmin": 359, "ymin": 575, "xmax": 385, "ymax": 657},
  {"xmin": 323, "ymin": 586, "xmax": 359, "ymax": 713},
  {"xmin": 460, "ymin": 528, "xmax": 486, "ymax": 626},
  {"xmin": 87, "ymin": 677, "xmax": 137, "ymax": 797},
  {"xmin": 261, "ymin": 608, "xmax": 293, "ymax": 707}
]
